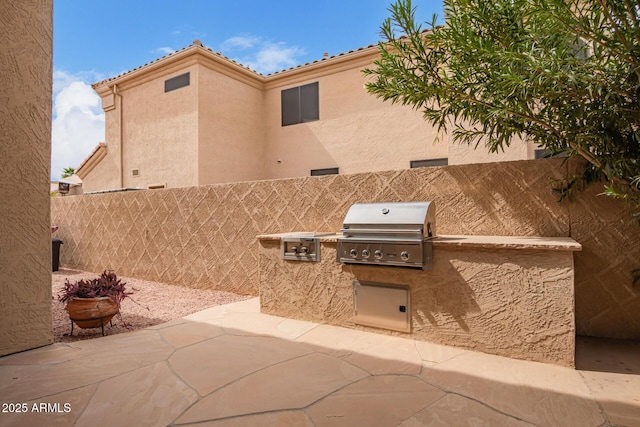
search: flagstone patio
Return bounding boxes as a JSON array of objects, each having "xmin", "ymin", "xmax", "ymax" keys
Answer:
[{"xmin": 0, "ymin": 298, "xmax": 638, "ymax": 426}]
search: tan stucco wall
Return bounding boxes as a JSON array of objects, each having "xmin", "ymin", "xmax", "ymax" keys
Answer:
[
  {"xmin": 263, "ymin": 52, "xmax": 447, "ymax": 178},
  {"xmin": 0, "ymin": 0, "xmax": 53, "ymax": 356},
  {"xmin": 84, "ymin": 95, "xmax": 124, "ymax": 193},
  {"xmin": 88, "ymin": 62, "xmax": 201, "ymax": 192},
  {"xmin": 51, "ymin": 158, "xmax": 640, "ymax": 340},
  {"xmin": 122, "ymin": 66, "xmax": 200, "ymax": 189},
  {"xmin": 259, "ymin": 239, "xmax": 576, "ymax": 366},
  {"xmin": 448, "ymin": 135, "xmax": 534, "ymax": 165},
  {"xmin": 198, "ymin": 64, "xmax": 265, "ymax": 184},
  {"xmin": 89, "ymin": 46, "xmax": 542, "ymax": 190}
]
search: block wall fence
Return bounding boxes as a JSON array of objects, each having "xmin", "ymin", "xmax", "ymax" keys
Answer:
[{"xmin": 51, "ymin": 158, "xmax": 640, "ymax": 339}]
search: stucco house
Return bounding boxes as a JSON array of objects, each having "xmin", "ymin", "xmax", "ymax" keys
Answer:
[{"xmin": 82, "ymin": 40, "xmax": 541, "ymax": 193}]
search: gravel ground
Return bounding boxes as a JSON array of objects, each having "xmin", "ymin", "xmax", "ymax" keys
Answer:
[{"xmin": 52, "ymin": 268, "xmax": 253, "ymax": 342}]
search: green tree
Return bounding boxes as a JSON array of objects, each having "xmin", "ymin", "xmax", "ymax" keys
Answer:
[
  {"xmin": 61, "ymin": 167, "xmax": 75, "ymax": 178},
  {"xmin": 364, "ymin": 0, "xmax": 640, "ymax": 222}
]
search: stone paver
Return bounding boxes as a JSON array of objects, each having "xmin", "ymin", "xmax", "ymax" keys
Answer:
[
  {"xmin": 306, "ymin": 375, "xmax": 445, "ymax": 427},
  {"xmin": 157, "ymin": 321, "xmax": 225, "ymax": 348},
  {"xmin": 297, "ymin": 324, "xmax": 423, "ymax": 374},
  {"xmin": 168, "ymin": 334, "xmax": 313, "ymax": 396},
  {"xmin": 576, "ymin": 337, "xmax": 640, "ymax": 427},
  {"xmin": 176, "ymin": 353, "xmax": 368, "ymax": 423},
  {"xmin": 399, "ymin": 393, "xmax": 535, "ymax": 426},
  {"xmin": 75, "ymin": 363, "xmax": 198, "ymax": 427},
  {"xmin": 0, "ymin": 297, "xmax": 638, "ymax": 427},
  {"xmin": 421, "ymin": 351, "xmax": 606, "ymax": 426},
  {"xmin": 190, "ymin": 410, "xmax": 314, "ymax": 426}
]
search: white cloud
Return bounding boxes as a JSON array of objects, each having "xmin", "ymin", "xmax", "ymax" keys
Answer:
[
  {"xmin": 246, "ymin": 42, "xmax": 305, "ymax": 74},
  {"xmin": 154, "ymin": 46, "xmax": 175, "ymax": 55},
  {"xmin": 221, "ymin": 35, "xmax": 305, "ymax": 75},
  {"xmin": 51, "ymin": 73, "xmax": 105, "ymax": 180},
  {"xmin": 53, "ymin": 69, "xmax": 104, "ymax": 98},
  {"xmin": 221, "ymin": 35, "xmax": 260, "ymax": 50}
]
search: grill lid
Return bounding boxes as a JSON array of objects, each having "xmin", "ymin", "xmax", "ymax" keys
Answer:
[{"xmin": 341, "ymin": 202, "xmax": 436, "ymax": 239}]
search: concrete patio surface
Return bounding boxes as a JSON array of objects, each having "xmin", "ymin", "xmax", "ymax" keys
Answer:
[{"xmin": 0, "ymin": 298, "xmax": 638, "ymax": 426}]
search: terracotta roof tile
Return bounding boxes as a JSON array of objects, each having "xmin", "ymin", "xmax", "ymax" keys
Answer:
[{"xmin": 93, "ymin": 39, "xmax": 381, "ymax": 86}]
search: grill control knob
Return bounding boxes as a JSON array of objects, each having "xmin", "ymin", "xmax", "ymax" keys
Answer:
[
  {"xmin": 349, "ymin": 248, "xmax": 358, "ymax": 258},
  {"xmin": 362, "ymin": 249, "xmax": 370, "ymax": 258},
  {"xmin": 291, "ymin": 246, "xmax": 298, "ymax": 254},
  {"xmin": 300, "ymin": 246, "xmax": 309, "ymax": 254},
  {"xmin": 400, "ymin": 251, "xmax": 410, "ymax": 261},
  {"xmin": 374, "ymin": 249, "xmax": 383, "ymax": 259}
]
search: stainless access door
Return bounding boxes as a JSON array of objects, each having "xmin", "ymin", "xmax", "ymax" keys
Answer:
[{"xmin": 353, "ymin": 281, "xmax": 410, "ymax": 333}]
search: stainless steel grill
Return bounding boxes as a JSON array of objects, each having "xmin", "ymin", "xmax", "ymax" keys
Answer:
[{"xmin": 336, "ymin": 202, "xmax": 436, "ymax": 269}]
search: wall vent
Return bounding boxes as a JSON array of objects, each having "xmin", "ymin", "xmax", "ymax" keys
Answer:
[
  {"xmin": 131, "ymin": 169, "xmax": 140, "ymax": 177},
  {"xmin": 164, "ymin": 72, "xmax": 190, "ymax": 92},
  {"xmin": 410, "ymin": 158, "xmax": 448, "ymax": 168}
]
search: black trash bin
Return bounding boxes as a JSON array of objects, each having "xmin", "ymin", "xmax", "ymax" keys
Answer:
[{"xmin": 52, "ymin": 238, "xmax": 63, "ymax": 272}]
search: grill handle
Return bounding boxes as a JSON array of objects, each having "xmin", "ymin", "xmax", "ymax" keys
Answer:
[{"xmin": 340, "ymin": 228, "xmax": 423, "ymax": 236}]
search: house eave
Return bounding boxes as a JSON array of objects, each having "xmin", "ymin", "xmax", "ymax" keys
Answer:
[{"xmin": 92, "ymin": 44, "xmax": 265, "ymax": 95}]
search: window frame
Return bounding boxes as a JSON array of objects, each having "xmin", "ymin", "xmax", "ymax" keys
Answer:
[{"xmin": 281, "ymin": 82, "xmax": 319, "ymax": 126}]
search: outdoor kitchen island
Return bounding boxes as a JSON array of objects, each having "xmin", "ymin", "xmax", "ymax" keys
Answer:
[{"xmin": 258, "ymin": 232, "xmax": 581, "ymax": 367}]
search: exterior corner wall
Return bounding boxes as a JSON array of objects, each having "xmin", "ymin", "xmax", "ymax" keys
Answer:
[
  {"xmin": 0, "ymin": 0, "xmax": 54, "ymax": 356},
  {"xmin": 566, "ymin": 158, "xmax": 640, "ymax": 339},
  {"xmin": 197, "ymin": 64, "xmax": 265, "ymax": 184},
  {"xmin": 122, "ymin": 66, "xmax": 200, "ymax": 189},
  {"xmin": 90, "ymin": 65, "xmax": 201, "ymax": 192}
]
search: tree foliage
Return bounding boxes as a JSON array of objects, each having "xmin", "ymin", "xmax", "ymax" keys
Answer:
[
  {"xmin": 61, "ymin": 167, "xmax": 75, "ymax": 178},
  {"xmin": 364, "ymin": 0, "xmax": 640, "ymax": 222}
]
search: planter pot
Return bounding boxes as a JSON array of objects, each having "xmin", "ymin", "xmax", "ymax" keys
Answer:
[{"xmin": 66, "ymin": 297, "xmax": 119, "ymax": 329}]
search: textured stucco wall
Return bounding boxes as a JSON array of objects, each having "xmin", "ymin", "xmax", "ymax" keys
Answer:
[
  {"xmin": 262, "ymin": 54, "xmax": 448, "ymax": 178},
  {"xmin": 259, "ymin": 240, "xmax": 576, "ymax": 367},
  {"xmin": 198, "ymin": 65, "xmax": 265, "ymax": 184},
  {"xmin": 86, "ymin": 63, "xmax": 200, "ymax": 192},
  {"xmin": 0, "ymin": 0, "xmax": 53, "ymax": 356},
  {"xmin": 89, "ymin": 46, "xmax": 541, "ymax": 191},
  {"xmin": 79, "ymin": 142, "xmax": 120, "ymax": 193},
  {"xmin": 122, "ymin": 66, "xmax": 200, "ymax": 189},
  {"xmin": 51, "ymin": 158, "xmax": 640, "ymax": 339},
  {"xmin": 448, "ymin": 135, "xmax": 534, "ymax": 165}
]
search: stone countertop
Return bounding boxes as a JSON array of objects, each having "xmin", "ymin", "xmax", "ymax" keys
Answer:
[
  {"xmin": 433, "ymin": 235, "xmax": 582, "ymax": 252},
  {"xmin": 257, "ymin": 233, "xmax": 581, "ymax": 251}
]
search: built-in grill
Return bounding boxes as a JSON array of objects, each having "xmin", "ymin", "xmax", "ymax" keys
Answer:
[{"xmin": 336, "ymin": 202, "xmax": 436, "ymax": 269}]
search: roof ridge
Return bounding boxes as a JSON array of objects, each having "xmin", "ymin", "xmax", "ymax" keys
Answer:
[{"xmin": 92, "ymin": 38, "xmax": 385, "ymax": 87}]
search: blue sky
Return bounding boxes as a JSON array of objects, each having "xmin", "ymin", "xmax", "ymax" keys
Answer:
[{"xmin": 51, "ymin": 0, "xmax": 443, "ymax": 180}]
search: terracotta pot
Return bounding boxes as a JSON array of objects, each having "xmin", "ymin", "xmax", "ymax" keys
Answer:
[{"xmin": 66, "ymin": 297, "xmax": 119, "ymax": 329}]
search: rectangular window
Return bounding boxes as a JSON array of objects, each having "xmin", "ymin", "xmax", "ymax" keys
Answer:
[
  {"xmin": 410, "ymin": 158, "xmax": 448, "ymax": 168},
  {"xmin": 311, "ymin": 167, "xmax": 338, "ymax": 176},
  {"xmin": 282, "ymin": 82, "xmax": 319, "ymax": 126},
  {"xmin": 164, "ymin": 72, "xmax": 190, "ymax": 92}
]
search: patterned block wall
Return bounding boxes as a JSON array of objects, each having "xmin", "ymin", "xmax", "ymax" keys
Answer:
[{"xmin": 51, "ymin": 158, "xmax": 640, "ymax": 339}]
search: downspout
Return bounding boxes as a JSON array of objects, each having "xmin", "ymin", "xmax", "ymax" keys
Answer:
[{"xmin": 112, "ymin": 84, "xmax": 124, "ymax": 188}]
